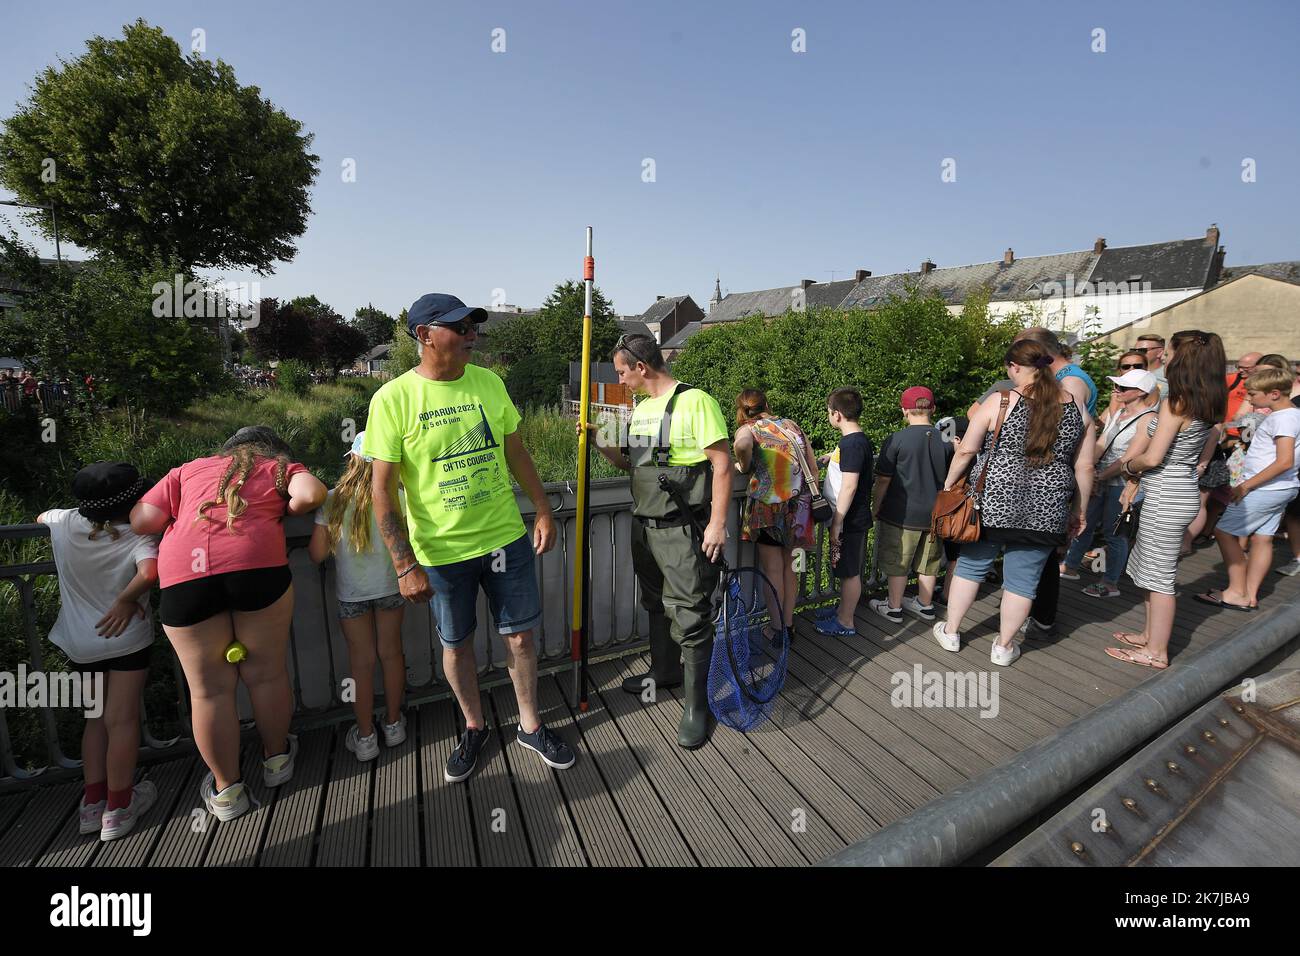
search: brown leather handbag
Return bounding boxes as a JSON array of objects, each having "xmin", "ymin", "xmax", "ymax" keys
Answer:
[{"xmin": 930, "ymin": 390, "xmax": 1009, "ymax": 543}]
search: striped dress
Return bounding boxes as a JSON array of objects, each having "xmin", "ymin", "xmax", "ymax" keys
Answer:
[{"xmin": 1125, "ymin": 416, "xmax": 1212, "ymax": 595}]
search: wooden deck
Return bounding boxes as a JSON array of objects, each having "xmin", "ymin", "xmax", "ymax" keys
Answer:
[{"xmin": 3, "ymin": 544, "xmax": 1298, "ymax": 867}]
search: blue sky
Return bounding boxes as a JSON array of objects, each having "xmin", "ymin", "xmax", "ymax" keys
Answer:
[{"xmin": 2, "ymin": 0, "xmax": 1298, "ymax": 320}]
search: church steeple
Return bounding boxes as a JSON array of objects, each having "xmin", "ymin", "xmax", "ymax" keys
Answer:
[{"xmin": 709, "ymin": 275, "xmax": 723, "ymax": 313}]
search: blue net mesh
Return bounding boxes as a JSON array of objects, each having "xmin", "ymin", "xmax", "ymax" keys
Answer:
[{"xmin": 707, "ymin": 567, "xmax": 788, "ymax": 733}]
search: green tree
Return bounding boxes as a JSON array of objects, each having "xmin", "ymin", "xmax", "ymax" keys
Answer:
[
  {"xmin": 385, "ymin": 311, "xmax": 417, "ymax": 378},
  {"xmin": 353, "ymin": 304, "xmax": 395, "ymax": 350},
  {"xmin": 0, "ymin": 239, "xmax": 226, "ymax": 414},
  {"xmin": 671, "ymin": 289, "xmax": 1026, "ymax": 454},
  {"xmin": 0, "ymin": 19, "xmax": 318, "ymax": 273},
  {"xmin": 488, "ymin": 280, "xmax": 620, "ymax": 406}
]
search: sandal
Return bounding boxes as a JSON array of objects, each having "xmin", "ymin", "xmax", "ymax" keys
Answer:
[
  {"xmin": 1193, "ymin": 591, "xmax": 1256, "ymax": 612},
  {"xmin": 1112, "ymin": 632, "xmax": 1146, "ymax": 648},
  {"xmin": 1105, "ymin": 646, "xmax": 1168, "ymax": 669}
]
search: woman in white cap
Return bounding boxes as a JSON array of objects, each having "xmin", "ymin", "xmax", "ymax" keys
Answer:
[
  {"xmin": 1061, "ymin": 367, "xmax": 1160, "ymax": 596},
  {"xmin": 308, "ymin": 432, "xmax": 408, "ymax": 762}
]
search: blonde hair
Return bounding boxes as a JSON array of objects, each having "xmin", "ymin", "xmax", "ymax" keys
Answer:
[
  {"xmin": 1246, "ymin": 367, "xmax": 1295, "ymax": 396},
  {"xmin": 323, "ymin": 453, "xmax": 375, "ymax": 555},
  {"xmin": 195, "ymin": 443, "xmax": 290, "ymax": 532}
]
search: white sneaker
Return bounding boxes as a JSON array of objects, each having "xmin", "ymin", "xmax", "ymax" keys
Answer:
[
  {"xmin": 346, "ymin": 724, "xmax": 380, "ymax": 762},
  {"xmin": 99, "ymin": 781, "xmax": 157, "ymax": 842},
  {"xmin": 868, "ymin": 598, "xmax": 903, "ymax": 625},
  {"xmin": 200, "ymin": 773, "xmax": 250, "ymax": 822},
  {"xmin": 903, "ymin": 596, "xmax": 937, "ymax": 621},
  {"xmin": 991, "ymin": 641, "xmax": 1021, "ymax": 666},
  {"xmin": 262, "ymin": 733, "xmax": 298, "ymax": 788},
  {"xmin": 1277, "ymin": 558, "xmax": 1300, "ymax": 577},
  {"xmin": 79, "ymin": 798, "xmax": 106, "ymax": 835},
  {"xmin": 382, "ymin": 712, "xmax": 407, "ymax": 747},
  {"xmin": 932, "ymin": 621, "xmax": 961, "ymax": 652}
]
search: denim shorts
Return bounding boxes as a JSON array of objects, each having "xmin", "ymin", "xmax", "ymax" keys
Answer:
[
  {"xmin": 424, "ymin": 533, "xmax": 541, "ymax": 647},
  {"xmin": 338, "ymin": 593, "xmax": 406, "ymax": 619},
  {"xmin": 1217, "ymin": 486, "xmax": 1299, "ymax": 538},
  {"xmin": 954, "ymin": 539, "xmax": 1054, "ymax": 600}
]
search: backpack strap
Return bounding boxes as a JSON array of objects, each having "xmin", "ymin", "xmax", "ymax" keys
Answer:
[{"xmin": 652, "ymin": 382, "xmax": 694, "ymax": 467}]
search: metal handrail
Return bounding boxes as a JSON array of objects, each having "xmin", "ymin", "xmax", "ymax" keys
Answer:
[{"xmin": 1, "ymin": 474, "xmax": 838, "ymax": 783}]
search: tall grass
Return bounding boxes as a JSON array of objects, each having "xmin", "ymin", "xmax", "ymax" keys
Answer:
[{"xmin": 518, "ymin": 405, "xmax": 623, "ymax": 483}]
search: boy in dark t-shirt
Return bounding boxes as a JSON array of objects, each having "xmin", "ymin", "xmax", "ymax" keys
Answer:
[
  {"xmin": 817, "ymin": 388, "xmax": 873, "ymax": 637},
  {"xmin": 868, "ymin": 387, "xmax": 952, "ymax": 625}
]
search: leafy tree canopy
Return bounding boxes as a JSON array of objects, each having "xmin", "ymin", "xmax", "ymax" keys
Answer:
[{"xmin": 0, "ymin": 19, "xmax": 318, "ymax": 273}]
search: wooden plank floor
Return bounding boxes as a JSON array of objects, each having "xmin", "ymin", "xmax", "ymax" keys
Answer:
[{"xmin": 4, "ymin": 544, "xmax": 1298, "ymax": 867}]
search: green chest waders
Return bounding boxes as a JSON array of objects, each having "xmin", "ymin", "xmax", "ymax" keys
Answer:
[{"xmin": 620, "ymin": 384, "xmax": 721, "ymax": 749}]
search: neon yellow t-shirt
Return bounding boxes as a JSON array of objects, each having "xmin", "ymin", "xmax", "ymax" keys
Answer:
[
  {"xmin": 363, "ymin": 365, "xmax": 525, "ymax": 566},
  {"xmin": 627, "ymin": 386, "xmax": 729, "ymax": 466}
]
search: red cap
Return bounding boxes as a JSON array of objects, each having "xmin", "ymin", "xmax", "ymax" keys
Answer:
[{"xmin": 901, "ymin": 386, "xmax": 934, "ymax": 410}]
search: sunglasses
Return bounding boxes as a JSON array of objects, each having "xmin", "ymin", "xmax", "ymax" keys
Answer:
[
  {"xmin": 432, "ymin": 318, "xmax": 480, "ymax": 336},
  {"xmin": 615, "ymin": 334, "xmax": 654, "ymax": 366},
  {"xmin": 1119, "ymin": 363, "xmax": 1146, "ymax": 371}
]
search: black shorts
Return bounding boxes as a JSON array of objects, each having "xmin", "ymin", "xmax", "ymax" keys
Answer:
[
  {"xmin": 68, "ymin": 645, "xmax": 153, "ymax": 674},
  {"xmin": 1287, "ymin": 493, "xmax": 1300, "ymax": 519},
  {"xmin": 159, "ymin": 566, "xmax": 293, "ymax": 628},
  {"xmin": 755, "ymin": 527, "xmax": 785, "ymax": 547},
  {"xmin": 833, "ymin": 531, "xmax": 867, "ymax": 579}
]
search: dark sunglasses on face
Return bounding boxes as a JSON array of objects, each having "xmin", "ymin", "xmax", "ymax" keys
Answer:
[
  {"xmin": 434, "ymin": 318, "xmax": 479, "ymax": 336},
  {"xmin": 1119, "ymin": 363, "xmax": 1146, "ymax": 371}
]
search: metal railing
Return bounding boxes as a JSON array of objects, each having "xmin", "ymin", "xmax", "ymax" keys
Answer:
[{"xmin": 0, "ymin": 474, "xmax": 838, "ymax": 783}]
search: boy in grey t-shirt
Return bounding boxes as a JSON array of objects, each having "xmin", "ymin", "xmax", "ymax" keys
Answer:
[{"xmin": 868, "ymin": 387, "xmax": 952, "ymax": 625}]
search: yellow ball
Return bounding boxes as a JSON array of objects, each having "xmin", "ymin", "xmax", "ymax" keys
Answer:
[{"xmin": 225, "ymin": 640, "xmax": 247, "ymax": 664}]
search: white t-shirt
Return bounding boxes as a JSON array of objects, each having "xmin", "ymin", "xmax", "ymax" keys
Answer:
[
  {"xmin": 315, "ymin": 489, "xmax": 401, "ymax": 603},
  {"xmin": 42, "ymin": 509, "xmax": 159, "ymax": 664},
  {"xmin": 1242, "ymin": 407, "xmax": 1300, "ymax": 490}
]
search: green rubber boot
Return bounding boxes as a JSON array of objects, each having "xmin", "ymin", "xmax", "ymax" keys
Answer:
[
  {"xmin": 677, "ymin": 642, "xmax": 713, "ymax": 749},
  {"xmin": 621, "ymin": 614, "xmax": 683, "ymax": 696}
]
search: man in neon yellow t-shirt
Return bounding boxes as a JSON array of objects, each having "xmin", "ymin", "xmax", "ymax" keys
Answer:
[
  {"xmin": 588, "ymin": 333, "xmax": 732, "ymax": 748},
  {"xmin": 366, "ymin": 293, "xmax": 574, "ymax": 783}
]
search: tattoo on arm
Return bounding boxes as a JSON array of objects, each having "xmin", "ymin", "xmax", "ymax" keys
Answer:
[{"xmin": 378, "ymin": 509, "xmax": 416, "ymax": 567}]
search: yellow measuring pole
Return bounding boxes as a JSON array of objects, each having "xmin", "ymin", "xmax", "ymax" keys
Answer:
[{"xmin": 571, "ymin": 226, "xmax": 594, "ymax": 709}]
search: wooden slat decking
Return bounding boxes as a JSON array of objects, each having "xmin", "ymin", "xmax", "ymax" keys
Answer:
[{"xmin": 3, "ymin": 544, "xmax": 1297, "ymax": 867}]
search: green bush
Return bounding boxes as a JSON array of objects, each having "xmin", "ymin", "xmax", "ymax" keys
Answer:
[
  {"xmin": 276, "ymin": 358, "xmax": 312, "ymax": 396},
  {"xmin": 671, "ymin": 286, "xmax": 1026, "ymax": 455},
  {"xmin": 517, "ymin": 405, "xmax": 623, "ymax": 483}
]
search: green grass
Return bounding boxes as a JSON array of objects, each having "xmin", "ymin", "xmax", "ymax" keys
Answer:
[{"xmin": 517, "ymin": 404, "xmax": 623, "ymax": 484}]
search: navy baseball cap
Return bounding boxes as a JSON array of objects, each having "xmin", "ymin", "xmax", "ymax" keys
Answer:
[{"xmin": 405, "ymin": 293, "xmax": 487, "ymax": 339}]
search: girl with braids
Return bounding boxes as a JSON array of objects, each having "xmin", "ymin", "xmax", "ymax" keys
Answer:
[
  {"xmin": 1110, "ymin": 330, "xmax": 1226, "ymax": 668},
  {"xmin": 308, "ymin": 433, "xmax": 408, "ymax": 762},
  {"xmin": 934, "ymin": 339, "xmax": 1095, "ymax": 666},
  {"xmin": 38, "ymin": 462, "xmax": 160, "ymax": 841},
  {"xmin": 131, "ymin": 426, "xmax": 327, "ymax": 821}
]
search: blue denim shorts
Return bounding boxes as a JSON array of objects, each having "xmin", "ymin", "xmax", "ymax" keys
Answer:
[
  {"xmin": 1217, "ymin": 486, "xmax": 1299, "ymax": 538},
  {"xmin": 424, "ymin": 533, "xmax": 541, "ymax": 647},
  {"xmin": 954, "ymin": 538, "xmax": 1054, "ymax": 600}
]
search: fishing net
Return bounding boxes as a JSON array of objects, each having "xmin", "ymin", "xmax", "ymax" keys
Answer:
[{"xmin": 707, "ymin": 565, "xmax": 788, "ymax": 732}]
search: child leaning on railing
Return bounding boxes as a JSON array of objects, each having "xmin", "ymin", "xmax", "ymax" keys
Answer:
[
  {"xmin": 308, "ymin": 432, "xmax": 408, "ymax": 763},
  {"xmin": 37, "ymin": 462, "xmax": 161, "ymax": 842}
]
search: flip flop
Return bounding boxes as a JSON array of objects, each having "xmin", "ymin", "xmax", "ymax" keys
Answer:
[
  {"xmin": 1105, "ymin": 647, "xmax": 1168, "ymax": 669},
  {"xmin": 1193, "ymin": 591, "xmax": 1255, "ymax": 612},
  {"xmin": 1112, "ymin": 632, "xmax": 1147, "ymax": 648}
]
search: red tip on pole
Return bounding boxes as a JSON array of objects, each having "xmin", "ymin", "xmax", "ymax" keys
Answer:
[{"xmin": 583, "ymin": 256, "xmax": 595, "ymax": 281}]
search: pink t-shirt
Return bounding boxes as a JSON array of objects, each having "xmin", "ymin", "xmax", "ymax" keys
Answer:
[{"xmin": 140, "ymin": 455, "xmax": 307, "ymax": 587}]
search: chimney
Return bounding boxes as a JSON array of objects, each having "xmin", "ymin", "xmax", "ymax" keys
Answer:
[
  {"xmin": 920, "ymin": 259, "xmax": 936, "ymax": 275},
  {"xmin": 1093, "ymin": 237, "xmax": 1107, "ymax": 254},
  {"xmin": 655, "ymin": 295, "xmax": 664, "ymax": 301},
  {"xmin": 1206, "ymin": 223, "xmax": 1220, "ymax": 247},
  {"xmin": 801, "ymin": 278, "xmax": 816, "ymax": 290},
  {"xmin": 1003, "ymin": 248, "xmax": 1014, "ymax": 266},
  {"xmin": 854, "ymin": 269, "xmax": 871, "ymax": 282}
]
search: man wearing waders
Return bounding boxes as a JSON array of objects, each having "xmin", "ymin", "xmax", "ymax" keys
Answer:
[{"xmin": 588, "ymin": 334, "xmax": 732, "ymax": 748}]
